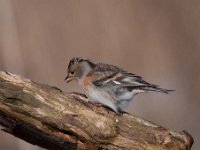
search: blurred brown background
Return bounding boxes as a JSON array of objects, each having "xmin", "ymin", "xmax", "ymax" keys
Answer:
[{"xmin": 0, "ymin": 0, "xmax": 199, "ymax": 149}]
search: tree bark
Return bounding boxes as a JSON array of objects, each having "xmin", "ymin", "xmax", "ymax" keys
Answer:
[{"xmin": 0, "ymin": 71, "xmax": 193, "ymax": 150}]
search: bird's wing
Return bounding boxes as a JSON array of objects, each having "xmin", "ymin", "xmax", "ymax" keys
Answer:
[
  {"xmin": 92, "ymin": 63, "xmax": 151, "ymax": 87},
  {"xmin": 93, "ymin": 68, "xmax": 172, "ymax": 96},
  {"xmin": 92, "ymin": 69, "xmax": 148, "ymax": 102},
  {"xmin": 92, "ymin": 63, "xmax": 173, "ymax": 95}
]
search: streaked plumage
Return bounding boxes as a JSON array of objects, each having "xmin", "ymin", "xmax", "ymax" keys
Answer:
[{"xmin": 65, "ymin": 57, "xmax": 173, "ymax": 113}]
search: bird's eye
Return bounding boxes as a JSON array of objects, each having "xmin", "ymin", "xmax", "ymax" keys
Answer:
[{"xmin": 70, "ymin": 71, "xmax": 75, "ymax": 75}]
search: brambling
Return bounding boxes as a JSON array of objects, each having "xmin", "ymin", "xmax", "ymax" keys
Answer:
[{"xmin": 65, "ymin": 57, "xmax": 173, "ymax": 114}]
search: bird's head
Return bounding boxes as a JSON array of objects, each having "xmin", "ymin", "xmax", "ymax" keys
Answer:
[{"xmin": 65, "ymin": 57, "xmax": 96, "ymax": 83}]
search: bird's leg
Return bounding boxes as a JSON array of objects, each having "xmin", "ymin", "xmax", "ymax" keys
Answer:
[
  {"xmin": 67, "ymin": 92, "xmax": 103, "ymax": 106},
  {"xmin": 67, "ymin": 92, "xmax": 89, "ymax": 102},
  {"xmin": 67, "ymin": 92, "xmax": 114, "ymax": 114},
  {"xmin": 91, "ymin": 102, "xmax": 103, "ymax": 107}
]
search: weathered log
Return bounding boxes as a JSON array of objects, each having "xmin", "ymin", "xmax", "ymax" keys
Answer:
[{"xmin": 0, "ymin": 71, "xmax": 193, "ymax": 150}]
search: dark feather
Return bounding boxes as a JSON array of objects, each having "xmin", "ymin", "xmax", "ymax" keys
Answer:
[
  {"xmin": 126, "ymin": 85, "xmax": 174, "ymax": 94},
  {"xmin": 68, "ymin": 57, "xmax": 96, "ymax": 69},
  {"xmin": 92, "ymin": 63, "xmax": 174, "ymax": 95}
]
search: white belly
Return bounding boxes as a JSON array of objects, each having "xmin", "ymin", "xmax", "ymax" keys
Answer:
[{"xmin": 85, "ymin": 86, "xmax": 118, "ymax": 113}]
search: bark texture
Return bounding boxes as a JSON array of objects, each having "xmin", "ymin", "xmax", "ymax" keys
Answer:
[{"xmin": 0, "ymin": 71, "xmax": 193, "ymax": 150}]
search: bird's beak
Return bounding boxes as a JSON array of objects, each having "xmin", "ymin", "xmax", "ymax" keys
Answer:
[{"xmin": 64, "ymin": 75, "xmax": 74, "ymax": 83}]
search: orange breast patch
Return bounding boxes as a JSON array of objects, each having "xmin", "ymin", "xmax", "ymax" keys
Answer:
[{"xmin": 83, "ymin": 76, "xmax": 93, "ymax": 87}]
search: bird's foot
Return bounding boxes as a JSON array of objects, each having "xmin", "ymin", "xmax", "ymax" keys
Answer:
[
  {"xmin": 67, "ymin": 92, "xmax": 115, "ymax": 115},
  {"xmin": 90, "ymin": 102, "xmax": 103, "ymax": 107},
  {"xmin": 67, "ymin": 92, "xmax": 89, "ymax": 102}
]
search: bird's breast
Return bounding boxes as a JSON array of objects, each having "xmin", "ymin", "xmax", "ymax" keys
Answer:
[{"xmin": 83, "ymin": 76, "xmax": 93, "ymax": 87}]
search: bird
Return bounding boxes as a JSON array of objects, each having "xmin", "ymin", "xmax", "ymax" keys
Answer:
[{"xmin": 64, "ymin": 57, "xmax": 173, "ymax": 114}]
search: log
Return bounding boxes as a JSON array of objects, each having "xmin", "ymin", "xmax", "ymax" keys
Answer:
[{"xmin": 0, "ymin": 71, "xmax": 193, "ymax": 150}]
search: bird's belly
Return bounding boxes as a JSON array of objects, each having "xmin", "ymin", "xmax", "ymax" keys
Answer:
[
  {"xmin": 82, "ymin": 76, "xmax": 105, "ymax": 102},
  {"xmin": 81, "ymin": 77, "xmax": 118, "ymax": 112},
  {"xmin": 84, "ymin": 86, "xmax": 118, "ymax": 112},
  {"xmin": 85, "ymin": 86, "xmax": 107, "ymax": 103},
  {"xmin": 118, "ymin": 91, "xmax": 134, "ymax": 100}
]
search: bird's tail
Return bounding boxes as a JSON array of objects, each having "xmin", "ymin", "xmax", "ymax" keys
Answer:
[{"xmin": 143, "ymin": 85, "xmax": 175, "ymax": 94}]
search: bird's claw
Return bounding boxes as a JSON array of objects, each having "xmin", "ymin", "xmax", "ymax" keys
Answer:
[{"xmin": 68, "ymin": 92, "xmax": 89, "ymax": 102}]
